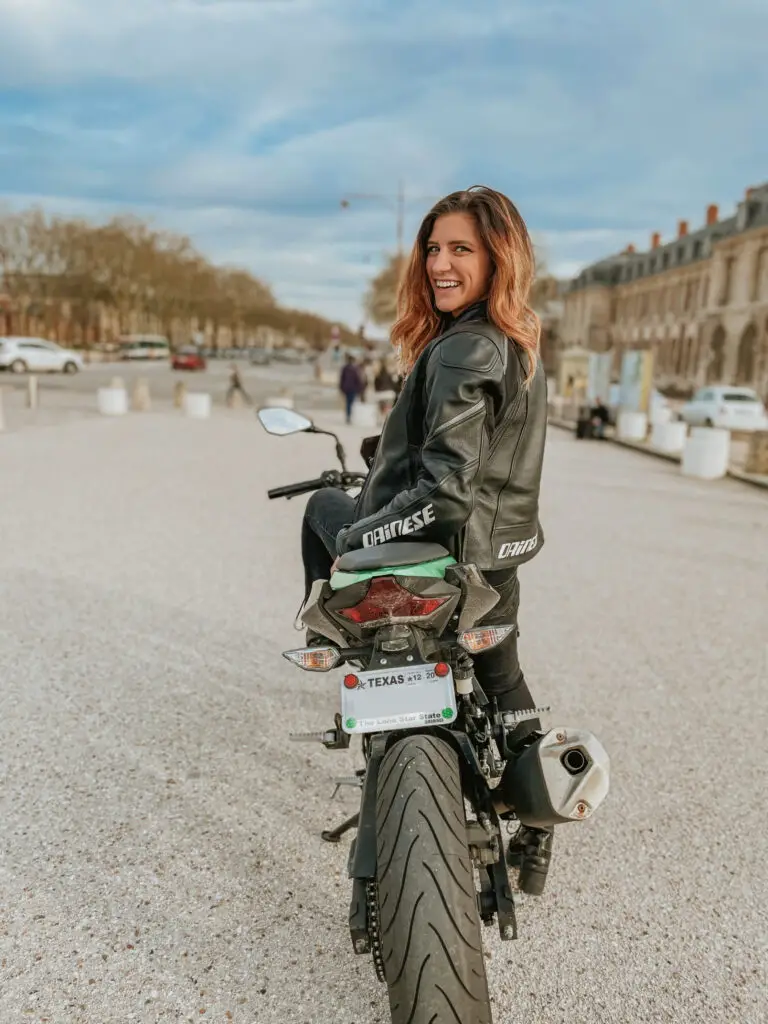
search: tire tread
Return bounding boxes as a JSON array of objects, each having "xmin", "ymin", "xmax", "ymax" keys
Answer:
[{"xmin": 376, "ymin": 735, "xmax": 492, "ymax": 1024}]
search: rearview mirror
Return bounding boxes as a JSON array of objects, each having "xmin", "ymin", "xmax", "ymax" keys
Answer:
[{"xmin": 257, "ymin": 407, "xmax": 314, "ymax": 436}]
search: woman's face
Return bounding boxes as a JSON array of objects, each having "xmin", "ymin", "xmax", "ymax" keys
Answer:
[{"xmin": 426, "ymin": 211, "xmax": 493, "ymax": 316}]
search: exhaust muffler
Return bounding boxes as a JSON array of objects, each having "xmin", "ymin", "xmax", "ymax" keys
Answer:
[{"xmin": 495, "ymin": 728, "xmax": 610, "ymax": 828}]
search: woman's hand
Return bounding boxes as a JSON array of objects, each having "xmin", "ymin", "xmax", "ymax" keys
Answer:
[{"xmin": 330, "ymin": 556, "xmax": 341, "ymax": 574}]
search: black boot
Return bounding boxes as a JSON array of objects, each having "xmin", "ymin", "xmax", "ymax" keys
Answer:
[{"xmin": 507, "ymin": 825, "xmax": 554, "ymax": 896}]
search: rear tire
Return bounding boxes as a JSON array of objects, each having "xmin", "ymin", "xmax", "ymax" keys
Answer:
[
  {"xmin": 63, "ymin": 361, "xmax": 78, "ymax": 374},
  {"xmin": 376, "ymin": 735, "xmax": 492, "ymax": 1024}
]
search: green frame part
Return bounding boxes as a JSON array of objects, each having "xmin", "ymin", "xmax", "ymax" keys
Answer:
[{"xmin": 328, "ymin": 554, "xmax": 457, "ymax": 591}]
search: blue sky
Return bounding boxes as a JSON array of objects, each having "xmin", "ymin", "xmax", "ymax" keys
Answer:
[{"xmin": 1, "ymin": 0, "xmax": 766, "ymax": 333}]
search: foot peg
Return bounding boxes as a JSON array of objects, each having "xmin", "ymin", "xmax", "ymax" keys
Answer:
[
  {"xmin": 330, "ymin": 773, "xmax": 365, "ymax": 800},
  {"xmin": 289, "ymin": 712, "xmax": 351, "ymax": 750},
  {"xmin": 507, "ymin": 825, "xmax": 554, "ymax": 896}
]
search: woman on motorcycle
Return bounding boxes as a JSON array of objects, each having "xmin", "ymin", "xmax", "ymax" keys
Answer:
[{"xmin": 301, "ymin": 185, "xmax": 552, "ymax": 894}]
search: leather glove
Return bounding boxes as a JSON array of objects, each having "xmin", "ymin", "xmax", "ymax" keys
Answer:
[{"xmin": 360, "ymin": 434, "xmax": 381, "ymax": 468}]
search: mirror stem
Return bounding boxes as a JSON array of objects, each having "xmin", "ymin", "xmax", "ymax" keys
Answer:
[{"xmin": 309, "ymin": 426, "xmax": 347, "ymax": 471}]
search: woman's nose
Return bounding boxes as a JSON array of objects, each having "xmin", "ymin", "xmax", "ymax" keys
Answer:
[{"xmin": 432, "ymin": 248, "xmax": 452, "ymax": 273}]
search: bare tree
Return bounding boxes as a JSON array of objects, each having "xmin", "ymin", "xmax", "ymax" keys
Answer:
[
  {"xmin": 363, "ymin": 254, "xmax": 406, "ymax": 328},
  {"xmin": 0, "ymin": 205, "xmax": 355, "ymax": 347}
]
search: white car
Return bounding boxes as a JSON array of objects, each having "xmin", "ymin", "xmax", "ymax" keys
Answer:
[
  {"xmin": 0, "ymin": 337, "xmax": 84, "ymax": 374},
  {"xmin": 679, "ymin": 386, "xmax": 768, "ymax": 431}
]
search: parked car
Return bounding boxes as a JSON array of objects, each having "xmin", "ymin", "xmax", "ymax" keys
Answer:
[
  {"xmin": 249, "ymin": 348, "xmax": 271, "ymax": 366},
  {"xmin": 119, "ymin": 335, "xmax": 171, "ymax": 360},
  {"xmin": 679, "ymin": 386, "xmax": 768, "ymax": 431},
  {"xmin": 171, "ymin": 346, "xmax": 207, "ymax": 371},
  {"xmin": 0, "ymin": 337, "xmax": 84, "ymax": 374}
]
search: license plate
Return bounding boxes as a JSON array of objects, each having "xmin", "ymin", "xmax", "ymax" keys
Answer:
[{"xmin": 340, "ymin": 663, "xmax": 458, "ymax": 734}]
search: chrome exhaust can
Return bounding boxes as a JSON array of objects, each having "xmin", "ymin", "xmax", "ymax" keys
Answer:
[{"xmin": 496, "ymin": 728, "xmax": 610, "ymax": 828}]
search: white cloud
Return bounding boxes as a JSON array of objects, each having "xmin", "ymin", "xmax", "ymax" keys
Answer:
[{"xmin": 0, "ymin": 0, "xmax": 766, "ymax": 329}]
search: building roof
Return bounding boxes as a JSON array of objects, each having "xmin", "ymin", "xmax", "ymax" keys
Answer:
[{"xmin": 568, "ymin": 182, "xmax": 768, "ymax": 292}]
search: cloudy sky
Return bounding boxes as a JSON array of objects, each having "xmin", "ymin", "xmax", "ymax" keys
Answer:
[{"xmin": 0, "ymin": 0, "xmax": 766, "ymax": 333}]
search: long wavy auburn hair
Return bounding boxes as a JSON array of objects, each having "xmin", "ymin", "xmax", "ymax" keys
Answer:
[{"xmin": 390, "ymin": 185, "xmax": 541, "ymax": 385}]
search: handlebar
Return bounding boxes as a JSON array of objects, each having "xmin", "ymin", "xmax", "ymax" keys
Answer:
[
  {"xmin": 268, "ymin": 477, "xmax": 328, "ymax": 500},
  {"xmin": 267, "ymin": 469, "xmax": 367, "ymax": 501}
]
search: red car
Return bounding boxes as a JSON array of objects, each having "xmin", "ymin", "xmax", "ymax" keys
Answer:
[{"xmin": 171, "ymin": 346, "xmax": 207, "ymax": 371}]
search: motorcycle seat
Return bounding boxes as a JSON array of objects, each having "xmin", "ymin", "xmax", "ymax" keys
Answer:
[{"xmin": 337, "ymin": 541, "xmax": 451, "ymax": 572}]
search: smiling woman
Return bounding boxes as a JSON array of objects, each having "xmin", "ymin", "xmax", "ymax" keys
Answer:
[
  {"xmin": 299, "ymin": 184, "xmax": 555, "ymax": 898},
  {"xmin": 393, "ymin": 185, "xmax": 540, "ymax": 381}
]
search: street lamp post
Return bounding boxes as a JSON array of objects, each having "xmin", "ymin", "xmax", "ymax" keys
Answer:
[{"xmin": 340, "ymin": 182, "xmax": 438, "ymax": 262}]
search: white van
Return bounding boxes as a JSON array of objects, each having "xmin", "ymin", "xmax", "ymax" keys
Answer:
[{"xmin": 119, "ymin": 335, "xmax": 171, "ymax": 361}]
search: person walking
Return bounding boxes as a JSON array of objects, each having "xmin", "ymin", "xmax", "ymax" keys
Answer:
[
  {"xmin": 339, "ymin": 354, "xmax": 363, "ymax": 424},
  {"xmin": 226, "ymin": 363, "xmax": 252, "ymax": 406}
]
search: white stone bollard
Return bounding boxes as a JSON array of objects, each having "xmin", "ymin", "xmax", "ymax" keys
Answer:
[
  {"xmin": 264, "ymin": 394, "xmax": 294, "ymax": 410},
  {"xmin": 351, "ymin": 401, "xmax": 378, "ymax": 428},
  {"xmin": 617, "ymin": 410, "xmax": 648, "ymax": 441},
  {"xmin": 649, "ymin": 405, "xmax": 673, "ymax": 427},
  {"xmin": 549, "ymin": 396, "xmax": 566, "ymax": 419},
  {"xmin": 184, "ymin": 392, "xmax": 212, "ymax": 419},
  {"xmin": 0, "ymin": 388, "xmax": 4, "ymax": 432},
  {"xmin": 650, "ymin": 420, "xmax": 688, "ymax": 454},
  {"xmin": 681, "ymin": 427, "xmax": 730, "ymax": 480},
  {"xmin": 97, "ymin": 386, "xmax": 128, "ymax": 416},
  {"xmin": 132, "ymin": 378, "xmax": 151, "ymax": 411},
  {"xmin": 27, "ymin": 375, "xmax": 39, "ymax": 410}
]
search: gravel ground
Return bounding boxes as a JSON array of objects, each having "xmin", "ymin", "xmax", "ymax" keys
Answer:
[{"xmin": 0, "ymin": 403, "xmax": 766, "ymax": 1024}]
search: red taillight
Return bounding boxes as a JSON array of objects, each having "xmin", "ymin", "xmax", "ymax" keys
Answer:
[{"xmin": 338, "ymin": 577, "xmax": 448, "ymax": 624}]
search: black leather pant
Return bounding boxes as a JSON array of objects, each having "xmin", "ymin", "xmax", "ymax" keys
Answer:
[{"xmin": 302, "ymin": 489, "xmax": 539, "ymax": 725}]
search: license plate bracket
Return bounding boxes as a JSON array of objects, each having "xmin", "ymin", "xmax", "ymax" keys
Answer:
[{"xmin": 340, "ymin": 663, "xmax": 458, "ymax": 734}]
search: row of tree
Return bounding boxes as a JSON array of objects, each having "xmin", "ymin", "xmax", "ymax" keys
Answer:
[{"xmin": 0, "ymin": 207, "xmax": 359, "ymax": 348}]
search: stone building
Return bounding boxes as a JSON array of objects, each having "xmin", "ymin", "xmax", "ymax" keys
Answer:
[{"xmin": 559, "ymin": 182, "xmax": 768, "ymax": 399}]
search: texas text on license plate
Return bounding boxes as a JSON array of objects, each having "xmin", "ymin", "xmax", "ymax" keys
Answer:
[{"xmin": 340, "ymin": 663, "xmax": 458, "ymax": 735}]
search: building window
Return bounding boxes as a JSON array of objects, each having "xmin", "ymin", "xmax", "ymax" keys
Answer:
[
  {"xmin": 662, "ymin": 252, "xmax": 670, "ymax": 270},
  {"xmin": 693, "ymin": 240, "xmax": 702, "ymax": 260}
]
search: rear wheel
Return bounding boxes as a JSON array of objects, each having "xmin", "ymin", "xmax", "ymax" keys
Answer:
[
  {"xmin": 376, "ymin": 735, "xmax": 492, "ymax": 1024},
  {"xmin": 63, "ymin": 361, "xmax": 78, "ymax": 374}
]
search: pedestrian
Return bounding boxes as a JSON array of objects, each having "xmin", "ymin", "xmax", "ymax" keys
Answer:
[
  {"xmin": 374, "ymin": 360, "xmax": 397, "ymax": 417},
  {"xmin": 227, "ymin": 363, "xmax": 252, "ymax": 406},
  {"xmin": 300, "ymin": 185, "xmax": 552, "ymax": 894},
  {"xmin": 339, "ymin": 354, "xmax": 363, "ymax": 424}
]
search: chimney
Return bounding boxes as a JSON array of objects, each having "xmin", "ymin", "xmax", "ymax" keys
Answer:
[
  {"xmin": 706, "ymin": 204, "xmax": 718, "ymax": 226},
  {"xmin": 678, "ymin": 220, "xmax": 688, "ymax": 238},
  {"xmin": 626, "ymin": 243, "xmax": 636, "ymax": 254},
  {"xmin": 745, "ymin": 186, "xmax": 754, "ymax": 200},
  {"xmin": 651, "ymin": 232, "xmax": 661, "ymax": 249}
]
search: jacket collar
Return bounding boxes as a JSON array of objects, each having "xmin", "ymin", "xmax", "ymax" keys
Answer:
[{"xmin": 438, "ymin": 299, "xmax": 489, "ymax": 335}]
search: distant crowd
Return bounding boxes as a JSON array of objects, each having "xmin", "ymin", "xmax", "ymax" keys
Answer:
[{"xmin": 339, "ymin": 353, "xmax": 403, "ymax": 424}]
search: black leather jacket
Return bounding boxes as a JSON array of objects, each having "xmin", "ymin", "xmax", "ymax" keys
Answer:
[{"xmin": 336, "ymin": 303, "xmax": 547, "ymax": 570}]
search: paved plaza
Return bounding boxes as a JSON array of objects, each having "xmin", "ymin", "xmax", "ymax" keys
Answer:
[{"xmin": 0, "ymin": 393, "xmax": 766, "ymax": 1023}]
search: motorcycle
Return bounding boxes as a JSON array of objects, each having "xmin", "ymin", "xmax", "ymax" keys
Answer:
[{"xmin": 258, "ymin": 405, "xmax": 610, "ymax": 1024}]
